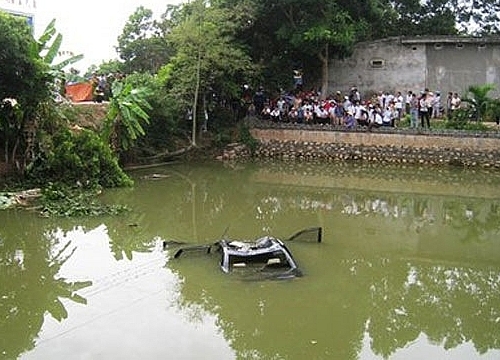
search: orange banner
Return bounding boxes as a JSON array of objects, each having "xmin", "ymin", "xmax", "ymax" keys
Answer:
[{"xmin": 65, "ymin": 82, "xmax": 94, "ymax": 102}]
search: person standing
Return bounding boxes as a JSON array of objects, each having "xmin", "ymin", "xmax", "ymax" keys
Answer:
[
  {"xmin": 253, "ymin": 87, "xmax": 266, "ymax": 117},
  {"xmin": 405, "ymin": 90, "xmax": 413, "ymax": 116},
  {"xmin": 431, "ymin": 91, "xmax": 441, "ymax": 118},
  {"xmin": 394, "ymin": 91, "xmax": 404, "ymax": 126},
  {"xmin": 409, "ymin": 91, "xmax": 419, "ymax": 128},
  {"xmin": 419, "ymin": 92, "xmax": 431, "ymax": 128},
  {"xmin": 451, "ymin": 93, "xmax": 461, "ymax": 114},
  {"xmin": 446, "ymin": 92, "xmax": 453, "ymax": 118}
]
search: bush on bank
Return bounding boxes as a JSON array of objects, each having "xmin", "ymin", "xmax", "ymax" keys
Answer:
[
  {"xmin": 26, "ymin": 127, "xmax": 133, "ymax": 189},
  {"xmin": 15, "ymin": 127, "xmax": 133, "ymax": 217}
]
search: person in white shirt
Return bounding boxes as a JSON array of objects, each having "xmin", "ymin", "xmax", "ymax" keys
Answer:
[
  {"xmin": 315, "ymin": 105, "xmax": 329, "ymax": 124},
  {"xmin": 354, "ymin": 101, "xmax": 368, "ymax": 127},
  {"xmin": 394, "ymin": 91, "xmax": 404, "ymax": 125},
  {"xmin": 368, "ymin": 104, "xmax": 383, "ymax": 131},
  {"xmin": 431, "ymin": 91, "xmax": 441, "ymax": 118},
  {"xmin": 405, "ymin": 90, "xmax": 413, "ymax": 116},
  {"xmin": 419, "ymin": 93, "xmax": 431, "ymax": 128},
  {"xmin": 450, "ymin": 93, "xmax": 461, "ymax": 113},
  {"xmin": 270, "ymin": 107, "xmax": 280, "ymax": 122},
  {"xmin": 382, "ymin": 106, "xmax": 393, "ymax": 126},
  {"xmin": 377, "ymin": 91, "xmax": 385, "ymax": 109}
]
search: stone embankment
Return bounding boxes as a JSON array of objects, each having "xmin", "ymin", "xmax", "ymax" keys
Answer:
[
  {"xmin": 251, "ymin": 140, "xmax": 500, "ymax": 168},
  {"xmin": 219, "ymin": 122, "xmax": 500, "ymax": 168},
  {"xmin": 217, "ymin": 143, "xmax": 252, "ymax": 161}
]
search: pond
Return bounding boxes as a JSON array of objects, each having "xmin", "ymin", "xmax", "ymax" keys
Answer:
[{"xmin": 1, "ymin": 161, "xmax": 500, "ymax": 359}]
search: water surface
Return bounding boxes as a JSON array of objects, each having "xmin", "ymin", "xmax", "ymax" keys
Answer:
[{"xmin": 1, "ymin": 161, "xmax": 500, "ymax": 359}]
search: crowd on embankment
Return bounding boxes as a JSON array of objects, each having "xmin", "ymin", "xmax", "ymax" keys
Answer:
[{"xmin": 245, "ymin": 85, "xmax": 469, "ymax": 130}]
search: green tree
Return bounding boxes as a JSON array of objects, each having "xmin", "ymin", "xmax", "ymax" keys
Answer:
[
  {"xmin": 390, "ymin": 0, "xmax": 458, "ymax": 36},
  {"xmin": 117, "ymin": 6, "xmax": 173, "ymax": 74},
  {"xmin": 232, "ymin": 0, "xmax": 390, "ymax": 97},
  {"xmin": 451, "ymin": 0, "xmax": 500, "ymax": 35},
  {"xmin": 122, "ymin": 72, "xmax": 184, "ymax": 156},
  {"xmin": 0, "ymin": 11, "xmax": 52, "ymax": 169},
  {"xmin": 162, "ymin": 0, "xmax": 257, "ymax": 146},
  {"xmin": 84, "ymin": 59, "xmax": 123, "ymax": 79},
  {"xmin": 369, "ymin": 0, "xmax": 499, "ymax": 36}
]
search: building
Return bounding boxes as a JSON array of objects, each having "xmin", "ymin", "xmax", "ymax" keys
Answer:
[
  {"xmin": 329, "ymin": 36, "xmax": 500, "ymax": 98},
  {"xmin": 0, "ymin": 0, "xmax": 36, "ymax": 30}
]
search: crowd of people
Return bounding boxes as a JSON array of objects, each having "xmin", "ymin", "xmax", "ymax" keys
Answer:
[{"xmin": 247, "ymin": 86, "xmax": 463, "ymax": 130}]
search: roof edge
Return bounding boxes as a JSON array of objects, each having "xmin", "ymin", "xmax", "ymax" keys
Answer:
[{"xmin": 400, "ymin": 35, "xmax": 500, "ymax": 44}]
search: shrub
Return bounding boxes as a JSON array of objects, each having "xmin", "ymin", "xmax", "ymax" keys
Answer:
[
  {"xmin": 445, "ymin": 109, "xmax": 489, "ymax": 131},
  {"xmin": 26, "ymin": 127, "xmax": 132, "ymax": 188},
  {"xmin": 238, "ymin": 123, "xmax": 258, "ymax": 154}
]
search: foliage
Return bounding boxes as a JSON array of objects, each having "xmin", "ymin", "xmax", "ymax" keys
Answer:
[
  {"xmin": 26, "ymin": 127, "xmax": 133, "ymax": 188},
  {"xmin": 39, "ymin": 184, "xmax": 129, "ymax": 217},
  {"xmin": 0, "ymin": 12, "xmax": 51, "ymax": 104},
  {"xmin": 64, "ymin": 67, "xmax": 86, "ymax": 84},
  {"xmin": 122, "ymin": 72, "xmax": 184, "ymax": 153},
  {"xmin": 84, "ymin": 60, "xmax": 123, "ymax": 79},
  {"xmin": 101, "ymin": 79, "xmax": 152, "ymax": 154},
  {"xmin": 450, "ymin": 0, "xmax": 500, "ymax": 34},
  {"xmin": 0, "ymin": 99, "xmax": 23, "ymax": 163},
  {"xmin": 213, "ymin": 129, "xmax": 233, "ymax": 149},
  {"xmin": 461, "ymin": 84, "xmax": 500, "ymax": 122},
  {"xmin": 117, "ymin": 6, "xmax": 173, "ymax": 74},
  {"xmin": 389, "ymin": 0, "xmax": 500, "ymax": 35},
  {"xmin": 37, "ymin": 19, "xmax": 84, "ymax": 72},
  {"xmin": 161, "ymin": 0, "xmax": 258, "ymax": 145},
  {"xmin": 37, "ymin": 19, "xmax": 85, "ymax": 103},
  {"xmin": 227, "ymin": 0, "xmax": 391, "ymax": 96},
  {"xmin": 444, "ymin": 109, "xmax": 490, "ymax": 130},
  {"xmin": 389, "ymin": 0, "xmax": 458, "ymax": 36},
  {"xmin": 0, "ymin": 12, "xmax": 52, "ymax": 166},
  {"xmin": 238, "ymin": 123, "xmax": 258, "ymax": 154},
  {"xmin": 441, "ymin": 84, "xmax": 500, "ymax": 130}
]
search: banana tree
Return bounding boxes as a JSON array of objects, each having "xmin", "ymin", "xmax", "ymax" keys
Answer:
[
  {"xmin": 37, "ymin": 19, "xmax": 84, "ymax": 74},
  {"xmin": 101, "ymin": 80, "xmax": 152, "ymax": 154}
]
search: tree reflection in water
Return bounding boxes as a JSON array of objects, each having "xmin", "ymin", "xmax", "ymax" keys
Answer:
[
  {"xmin": 444, "ymin": 201, "xmax": 500, "ymax": 243},
  {"xmin": 169, "ymin": 252, "xmax": 500, "ymax": 359},
  {"xmin": 360, "ymin": 259, "xmax": 500, "ymax": 357},
  {"xmin": 164, "ymin": 178, "xmax": 500, "ymax": 359},
  {"xmin": 0, "ymin": 227, "xmax": 91, "ymax": 360}
]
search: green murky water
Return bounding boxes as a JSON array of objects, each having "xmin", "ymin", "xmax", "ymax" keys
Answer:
[{"xmin": 1, "ymin": 161, "xmax": 500, "ymax": 359}]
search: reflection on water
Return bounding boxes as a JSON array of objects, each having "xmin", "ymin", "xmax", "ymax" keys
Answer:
[
  {"xmin": 0, "ymin": 161, "xmax": 499, "ymax": 359},
  {"xmin": 0, "ymin": 220, "xmax": 92, "ymax": 359}
]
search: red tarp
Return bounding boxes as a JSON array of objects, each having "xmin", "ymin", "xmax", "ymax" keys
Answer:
[{"xmin": 65, "ymin": 82, "xmax": 94, "ymax": 102}]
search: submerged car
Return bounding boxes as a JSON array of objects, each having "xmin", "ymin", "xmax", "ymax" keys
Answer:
[{"xmin": 171, "ymin": 227, "xmax": 322, "ymax": 280}]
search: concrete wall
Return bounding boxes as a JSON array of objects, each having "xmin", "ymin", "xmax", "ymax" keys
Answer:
[
  {"xmin": 426, "ymin": 42, "xmax": 500, "ymax": 95},
  {"xmin": 229, "ymin": 128, "xmax": 500, "ymax": 169},
  {"xmin": 329, "ymin": 36, "xmax": 500, "ymax": 98},
  {"xmin": 330, "ymin": 38, "xmax": 426, "ymax": 96},
  {"xmin": 251, "ymin": 128, "xmax": 500, "ymax": 151}
]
